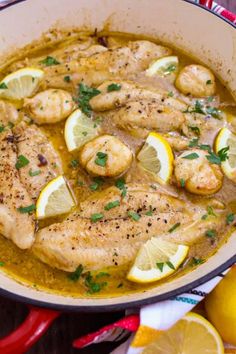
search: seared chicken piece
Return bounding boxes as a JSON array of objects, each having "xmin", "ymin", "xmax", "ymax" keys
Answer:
[
  {"xmin": 14, "ymin": 122, "xmax": 63, "ymax": 200},
  {"xmin": 176, "ymin": 64, "xmax": 216, "ymax": 98},
  {"xmin": 164, "ymin": 133, "xmax": 190, "ymax": 151},
  {"xmin": 0, "ymin": 100, "xmax": 19, "ymax": 125},
  {"xmin": 0, "ymin": 130, "xmax": 35, "ymax": 249},
  {"xmin": 174, "ymin": 149, "xmax": 223, "ymax": 195},
  {"xmin": 33, "ymin": 184, "xmax": 194, "ymax": 271},
  {"xmin": 108, "ymin": 100, "xmax": 185, "ymax": 138},
  {"xmin": 79, "ymin": 135, "xmax": 133, "ymax": 177},
  {"xmin": 24, "ymin": 89, "xmax": 74, "ymax": 124}
]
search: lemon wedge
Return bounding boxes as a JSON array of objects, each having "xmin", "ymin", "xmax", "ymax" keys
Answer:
[
  {"xmin": 0, "ymin": 67, "xmax": 44, "ymax": 101},
  {"xmin": 36, "ymin": 176, "xmax": 76, "ymax": 219},
  {"xmin": 64, "ymin": 109, "xmax": 100, "ymax": 152},
  {"xmin": 127, "ymin": 237, "xmax": 189, "ymax": 283},
  {"xmin": 143, "ymin": 312, "xmax": 224, "ymax": 354},
  {"xmin": 137, "ymin": 132, "xmax": 174, "ymax": 184},
  {"xmin": 215, "ymin": 127, "xmax": 236, "ymax": 183},
  {"xmin": 146, "ymin": 56, "xmax": 179, "ymax": 78}
]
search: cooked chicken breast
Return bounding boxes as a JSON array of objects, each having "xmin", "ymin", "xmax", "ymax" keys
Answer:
[
  {"xmin": 33, "ymin": 184, "xmax": 198, "ymax": 271},
  {"xmin": 24, "ymin": 89, "xmax": 74, "ymax": 124},
  {"xmin": 0, "ymin": 100, "xmax": 19, "ymax": 125},
  {"xmin": 14, "ymin": 122, "xmax": 63, "ymax": 200},
  {"xmin": 0, "ymin": 130, "xmax": 35, "ymax": 249},
  {"xmin": 79, "ymin": 134, "xmax": 133, "ymax": 177}
]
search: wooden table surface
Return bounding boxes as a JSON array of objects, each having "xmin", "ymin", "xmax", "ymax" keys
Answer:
[{"xmin": 0, "ymin": 1, "xmax": 235, "ymax": 353}]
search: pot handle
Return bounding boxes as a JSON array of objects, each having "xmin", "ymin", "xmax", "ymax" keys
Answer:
[
  {"xmin": 199, "ymin": 0, "xmax": 213, "ymax": 9},
  {"xmin": 0, "ymin": 306, "xmax": 60, "ymax": 354}
]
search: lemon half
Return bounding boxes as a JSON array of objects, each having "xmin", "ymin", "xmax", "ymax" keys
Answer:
[
  {"xmin": 127, "ymin": 237, "xmax": 189, "ymax": 283},
  {"xmin": 143, "ymin": 312, "xmax": 224, "ymax": 354},
  {"xmin": 137, "ymin": 132, "xmax": 174, "ymax": 184},
  {"xmin": 215, "ymin": 127, "xmax": 236, "ymax": 183},
  {"xmin": 36, "ymin": 175, "xmax": 76, "ymax": 219},
  {"xmin": 0, "ymin": 67, "xmax": 44, "ymax": 100},
  {"xmin": 64, "ymin": 109, "xmax": 100, "ymax": 152}
]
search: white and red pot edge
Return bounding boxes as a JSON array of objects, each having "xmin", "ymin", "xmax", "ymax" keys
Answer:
[{"xmin": 0, "ymin": 0, "xmax": 235, "ymax": 352}]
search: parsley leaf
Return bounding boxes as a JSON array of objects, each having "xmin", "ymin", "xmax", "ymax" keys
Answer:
[
  {"xmin": 104, "ymin": 200, "xmax": 120, "ymax": 210},
  {"xmin": 68, "ymin": 265, "xmax": 83, "ymax": 281},
  {"xmin": 180, "ymin": 178, "xmax": 185, "ymax": 187},
  {"xmin": 145, "ymin": 206, "xmax": 153, "ymax": 216},
  {"xmin": 191, "ymin": 257, "xmax": 205, "ymax": 266},
  {"xmin": 218, "ymin": 147, "xmax": 229, "ymax": 162},
  {"xmin": 75, "ymin": 83, "xmax": 101, "ymax": 117},
  {"xmin": 17, "ymin": 204, "xmax": 36, "ymax": 214},
  {"xmin": 168, "ymin": 222, "xmax": 181, "ymax": 233},
  {"xmin": 128, "ymin": 211, "xmax": 141, "ymax": 221},
  {"xmin": 95, "ymin": 152, "xmax": 108, "ymax": 167},
  {"xmin": 91, "ymin": 213, "xmax": 104, "ymax": 222},
  {"xmin": 0, "ymin": 261, "xmax": 5, "ymax": 267},
  {"xmin": 206, "ymin": 80, "xmax": 212, "ymax": 85},
  {"xmin": 0, "ymin": 124, "xmax": 5, "ymax": 133},
  {"xmin": 226, "ymin": 213, "xmax": 235, "ymax": 225},
  {"xmin": 64, "ymin": 75, "xmax": 71, "ymax": 83},
  {"xmin": 115, "ymin": 178, "xmax": 127, "ymax": 197},
  {"xmin": 89, "ymin": 177, "xmax": 104, "ymax": 191},
  {"xmin": 168, "ymin": 91, "xmax": 174, "ymax": 97},
  {"xmin": 96, "ymin": 272, "xmax": 110, "ymax": 279},
  {"xmin": 107, "ymin": 83, "xmax": 121, "ymax": 92},
  {"xmin": 15, "ymin": 155, "xmax": 29, "ymax": 169},
  {"xmin": 29, "ymin": 169, "xmax": 41, "ymax": 177},
  {"xmin": 40, "ymin": 56, "xmax": 60, "ymax": 66},
  {"xmin": 164, "ymin": 64, "xmax": 177, "ymax": 75},
  {"xmin": 0, "ymin": 82, "xmax": 7, "ymax": 89},
  {"xmin": 84, "ymin": 272, "xmax": 107, "ymax": 294},
  {"xmin": 182, "ymin": 153, "xmax": 199, "ymax": 160},
  {"xmin": 189, "ymin": 138, "xmax": 199, "ymax": 147},
  {"xmin": 188, "ymin": 126, "xmax": 200, "ymax": 136},
  {"xmin": 205, "ymin": 229, "xmax": 217, "ymax": 238},
  {"xmin": 69, "ymin": 159, "xmax": 79, "ymax": 168},
  {"xmin": 206, "ymin": 147, "xmax": 229, "ymax": 165}
]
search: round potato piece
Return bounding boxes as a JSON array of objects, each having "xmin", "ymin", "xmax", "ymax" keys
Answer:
[
  {"xmin": 79, "ymin": 134, "xmax": 133, "ymax": 177},
  {"xmin": 175, "ymin": 64, "xmax": 216, "ymax": 97},
  {"xmin": 174, "ymin": 149, "xmax": 223, "ymax": 195},
  {"xmin": 24, "ymin": 89, "xmax": 74, "ymax": 124}
]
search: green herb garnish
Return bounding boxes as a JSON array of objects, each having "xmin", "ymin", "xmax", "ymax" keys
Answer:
[
  {"xmin": 206, "ymin": 80, "xmax": 212, "ymax": 85},
  {"xmin": 29, "ymin": 169, "xmax": 41, "ymax": 177},
  {"xmin": 168, "ymin": 91, "xmax": 174, "ymax": 97},
  {"xmin": 128, "ymin": 211, "xmax": 141, "ymax": 221},
  {"xmin": 0, "ymin": 82, "xmax": 8, "ymax": 89},
  {"xmin": 68, "ymin": 265, "xmax": 84, "ymax": 281},
  {"xmin": 104, "ymin": 200, "xmax": 120, "ymax": 210},
  {"xmin": 95, "ymin": 152, "xmax": 108, "ymax": 167},
  {"xmin": 115, "ymin": 178, "xmax": 127, "ymax": 197},
  {"xmin": 64, "ymin": 75, "xmax": 71, "ymax": 83},
  {"xmin": 145, "ymin": 206, "xmax": 153, "ymax": 216},
  {"xmin": 156, "ymin": 262, "xmax": 164, "ymax": 272},
  {"xmin": 15, "ymin": 155, "xmax": 29, "ymax": 169},
  {"xmin": 90, "ymin": 177, "xmax": 104, "ymax": 191},
  {"xmin": 226, "ymin": 213, "xmax": 235, "ymax": 225},
  {"xmin": 91, "ymin": 213, "xmax": 104, "ymax": 222},
  {"xmin": 188, "ymin": 126, "xmax": 200, "ymax": 136},
  {"xmin": 40, "ymin": 56, "xmax": 60, "ymax": 66},
  {"xmin": 69, "ymin": 159, "xmax": 79, "ymax": 168},
  {"xmin": 76, "ymin": 83, "xmax": 101, "ymax": 116},
  {"xmin": 107, "ymin": 83, "xmax": 121, "ymax": 92},
  {"xmin": 17, "ymin": 204, "xmax": 36, "ymax": 214},
  {"xmin": 189, "ymin": 138, "xmax": 199, "ymax": 147},
  {"xmin": 168, "ymin": 222, "xmax": 181, "ymax": 233},
  {"xmin": 164, "ymin": 64, "xmax": 177, "ymax": 75},
  {"xmin": 191, "ymin": 257, "xmax": 205, "ymax": 266},
  {"xmin": 0, "ymin": 124, "xmax": 5, "ymax": 133},
  {"xmin": 180, "ymin": 178, "xmax": 185, "ymax": 188},
  {"xmin": 96, "ymin": 272, "xmax": 110, "ymax": 279},
  {"xmin": 206, "ymin": 147, "xmax": 229, "ymax": 165},
  {"xmin": 84, "ymin": 272, "xmax": 107, "ymax": 294},
  {"xmin": 0, "ymin": 261, "xmax": 5, "ymax": 267},
  {"xmin": 182, "ymin": 153, "xmax": 199, "ymax": 160},
  {"xmin": 205, "ymin": 229, "xmax": 217, "ymax": 238}
]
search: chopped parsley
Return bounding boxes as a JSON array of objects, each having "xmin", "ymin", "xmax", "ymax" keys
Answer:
[
  {"xmin": 199, "ymin": 144, "xmax": 211, "ymax": 152},
  {"xmin": 0, "ymin": 124, "xmax": 5, "ymax": 133},
  {"xmin": 0, "ymin": 82, "xmax": 8, "ymax": 89},
  {"xmin": 91, "ymin": 213, "xmax": 104, "ymax": 222},
  {"xmin": 85, "ymin": 272, "xmax": 107, "ymax": 294},
  {"xmin": 68, "ymin": 265, "xmax": 84, "ymax": 281},
  {"xmin": 95, "ymin": 272, "xmax": 110, "ymax": 279},
  {"xmin": 226, "ymin": 213, "xmax": 235, "ymax": 225},
  {"xmin": 145, "ymin": 206, "xmax": 153, "ymax": 216},
  {"xmin": 115, "ymin": 178, "xmax": 127, "ymax": 197},
  {"xmin": 185, "ymin": 100, "xmax": 222, "ymax": 119},
  {"xmin": 17, "ymin": 204, "xmax": 36, "ymax": 214},
  {"xmin": 69, "ymin": 159, "xmax": 79, "ymax": 168},
  {"xmin": 201, "ymin": 206, "xmax": 216, "ymax": 220},
  {"xmin": 128, "ymin": 211, "xmax": 141, "ymax": 221},
  {"xmin": 89, "ymin": 177, "xmax": 104, "ymax": 191},
  {"xmin": 189, "ymin": 138, "xmax": 199, "ymax": 148},
  {"xmin": 168, "ymin": 91, "xmax": 174, "ymax": 97},
  {"xmin": 0, "ymin": 261, "xmax": 5, "ymax": 267},
  {"xmin": 191, "ymin": 257, "xmax": 205, "ymax": 266},
  {"xmin": 107, "ymin": 83, "xmax": 121, "ymax": 92},
  {"xmin": 205, "ymin": 229, "xmax": 217, "ymax": 238},
  {"xmin": 15, "ymin": 155, "xmax": 29, "ymax": 169},
  {"xmin": 168, "ymin": 222, "xmax": 181, "ymax": 233},
  {"xmin": 40, "ymin": 56, "xmax": 60, "ymax": 66},
  {"xmin": 180, "ymin": 178, "xmax": 185, "ymax": 188},
  {"xmin": 182, "ymin": 153, "xmax": 199, "ymax": 160},
  {"xmin": 29, "ymin": 169, "xmax": 41, "ymax": 177},
  {"xmin": 188, "ymin": 126, "xmax": 200, "ymax": 136},
  {"xmin": 75, "ymin": 83, "xmax": 101, "ymax": 116},
  {"xmin": 93, "ymin": 116, "xmax": 103, "ymax": 128},
  {"xmin": 95, "ymin": 152, "xmax": 108, "ymax": 167},
  {"xmin": 104, "ymin": 200, "xmax": 120, "ymax": 210},
  {"xmin": 164, "ymin": 64, "xmax": 177, "ymax": 75},
  {"xmin": 207, "ymin": 96, "xmax": 214, "ymax": 102},
  {"xmin": 77, "ymin": 180, "xmax": 84, "ymax": 186},
  {"xmin": 206, "ymin": 80, "xmax": 212, "ymax": 85},
  {"xmin": 64, "ymin": 75, "xmax": 71, "ymax": 83},
  {"xmin": 206, "ymin": 147, "xmax": 229, "ymax": 165},
  {"xmin": 82, "ymin": 131, "xmax": 88, "ymax": 136}
]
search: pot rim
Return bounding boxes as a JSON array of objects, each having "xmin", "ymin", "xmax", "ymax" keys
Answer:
[{"xmin": 0, "ymin": 0, "xmax": 235, "ymax": 312}]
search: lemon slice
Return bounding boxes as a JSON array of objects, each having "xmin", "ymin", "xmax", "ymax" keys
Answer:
[
  {"xmin": 143, "ymin": 312, "xmax": 224, "ymax": 354},
  {"xmin": 215, "ymin": 127, "xmax": 236, "ymax": 183},
  {"xmin": 146, "ymin": 56, "xmax": 179, "ymax": 77},
  {"xmin": 137, "ymin": 132, "xmax": 174, "ymax": 184},
  {"xmin": 0, "ymin": 67, "xmax": 44, "ymax": 101},
  {"xmin": 36, "ymin": 176, "xmax": 76, "ymax": 219},
  {"xmin": 64, "ymin": 109, "xmax": 100, "ymax": 152},
  {"xmin": 127, "ymin": 237, "xmax": 189, "ymax": 283}
]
